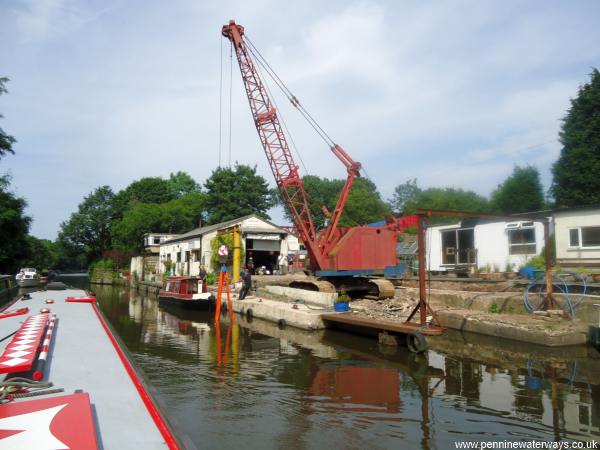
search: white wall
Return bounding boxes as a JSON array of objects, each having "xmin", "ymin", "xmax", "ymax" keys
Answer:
[
  {"xmin": 285, "ymin": 234, "xmax": 300, "ymax": 252},
  {"xmin": 426, "ymin": 224, "xmax": 458, "ymax": 271},
  {"xmin": 159, "ymin": 238, "xmax": 201, "ymax": 276},
  {"xmin": 555, "ymin": 209, "xmax": 600, "ymax": 262},
  {"xmin": 426, "ymin": 221, "xmax": 545, "ymax": 272},
  {"xmin": 475, "ymin": 222, "xmax": 544, "ymax": 271},
  {"xmin": 158, "ymin": 216, "xmax": 300, "ymax": 275}
]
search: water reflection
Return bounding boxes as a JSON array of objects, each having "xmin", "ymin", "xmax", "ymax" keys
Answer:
[{"xmin": 91, "ymin": 284, "xmax": 600, "ymax": 449}]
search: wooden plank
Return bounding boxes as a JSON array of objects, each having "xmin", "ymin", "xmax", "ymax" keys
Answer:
[{"xmin": 321, "ymin": 313, "xmax": 445, "ymax": 335}]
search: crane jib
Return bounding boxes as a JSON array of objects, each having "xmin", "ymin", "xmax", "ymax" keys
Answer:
[{"xmin": 221, "ymin": 20, "xmax": 399, "ymax": 274}]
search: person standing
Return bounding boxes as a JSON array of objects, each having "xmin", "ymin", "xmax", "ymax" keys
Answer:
[
  {"xmin": 198, "ymin": 265, "xmax": 208, "ymax": 293},
  {"xmin": 246, "ymin": 255, "xmax": 255, "ymax": 275},
  {"xmin": 277, "ymin": 253, "xmax": 288, "ymax": 275},
  {"xmin": 238, "ymin": 269, "xmax": 252, "ymax": 300}
]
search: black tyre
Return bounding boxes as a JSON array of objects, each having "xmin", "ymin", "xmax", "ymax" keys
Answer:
[
  {"xmin": 277, "ymin": 319, "xmax": 286, "ymax": 329},
  {"xmin": 406, "ymin": 332, "xmax": 427, "ymax": 353}
]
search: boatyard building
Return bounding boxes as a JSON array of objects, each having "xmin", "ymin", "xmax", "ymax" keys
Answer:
[{"xmin": 158, "ymin": 214, "xmax": 299, "ymax": 276}]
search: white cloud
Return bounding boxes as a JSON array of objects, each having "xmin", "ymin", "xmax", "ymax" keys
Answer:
[{"xmin": 1, "ymin": 0, "xmax": 599, "ymax": 238}]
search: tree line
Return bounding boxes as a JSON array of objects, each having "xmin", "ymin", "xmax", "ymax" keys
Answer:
[{"xmin": 1, "ymin": 69, "xmax": 598, "ymax": 271}]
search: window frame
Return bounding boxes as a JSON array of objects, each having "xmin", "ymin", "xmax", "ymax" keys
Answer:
[
  {"xmin": 568, "ymin": 226, "xmax": 600, "ymax": 249},
  {"xmin": 507, "ymin": 227, "xmax": 537, "ymax": 255}
]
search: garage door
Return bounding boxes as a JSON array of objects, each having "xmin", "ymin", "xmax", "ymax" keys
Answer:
[{"xmin": 247, "ymin": 233, "xmax": 281, "ymax": 251}]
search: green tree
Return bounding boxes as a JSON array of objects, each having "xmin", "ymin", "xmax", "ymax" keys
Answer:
[
  {"xmin": 389, "ymin": 179, "xmax": 421, "ymax": 215},
  {"xmin": 52, "ymin": 239, "xmax": 87, "ymax": 271},
  {"xmin": 284, "ymin": 175, "xmax": 390, "ymax": 229},
  {"xmin": 0, "ymin": 175, "xmax": 30, "ymax": 272},
  {"xmin": 112, "ymin": 177, "xmax": 173, "ymax": 219},
  {"xmin": 300, "ymin": 175, "xmax": 345, "ymax": 229},
  {"xmin": 111, "ymin": 193, "xmax": 205, "ymax": 252},
  {"xmin": 490, "ymin": 166, "xmax": 545, "ymax": 214},
  {"xmin": 0, "ymin": 77, "xmax": 16, "ymax": 159},
  {"xmin": 338, "ymin": 178, "xmax": 391, "ymax": 226},
  {"xmin": 204, "ymin": 164, "xmax": 272, "ymax": 224},
  {"xmin": 167, "ymin": 171, "xmax": 201, "ymax": 198},
  {"xmin": 404, "ymin": 187, "xmax": 490, "ymax": 215},
  {"xmin": 58, "ymin": 185, "xmax": 116, "ymax": 262},
  {"xmin": 23, "ymin": 237, "xmax": 59, "ymax": 270},
  {"xmin": 551, "ymin": 69, "xmax": 600, "ymax": 206}
]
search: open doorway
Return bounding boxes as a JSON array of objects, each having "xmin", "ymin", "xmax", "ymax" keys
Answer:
[{"xmin": 245, "ymin": 236, "xmax": 281, "ymax": 274}]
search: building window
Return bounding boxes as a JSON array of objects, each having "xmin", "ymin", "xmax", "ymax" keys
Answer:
[
  {"xmin": 569, "ymin": 226, "xmax": 600, "ymax": 248},
  {"xmin": 192, "ymin": 250, "xmax": 200, "ymax": 261},
  {"xmin": 153, "ymin": 237, "xmax": 161, "ymax": 245},
  {"xmin": 176, "ymin": 252, "xmax": 181, "ymax": 262},
  {"xmin": 508, "ymin": 228, "xmax": 536, "ymax": 255},
  {"xmin": 569, "ymin": 229, "xmax": 580, "ymax": 247}
]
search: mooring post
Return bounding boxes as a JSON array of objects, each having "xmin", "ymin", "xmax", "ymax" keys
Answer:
[
  {"xmin": 417, "ymin": 214, "xmax": 427, "ymax": 326},
  {"xmin": 543, "ymin": 220, "xmax": 554, "ymax": 310}
]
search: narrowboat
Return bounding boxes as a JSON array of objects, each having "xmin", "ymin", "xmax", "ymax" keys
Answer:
[
  {"xmin": 158, "ymin": 276, "xmax": 215, "ymax": 310},
  {"xmin": 0, "ymin": 288, "xmax": 184, "ymax": 448}
]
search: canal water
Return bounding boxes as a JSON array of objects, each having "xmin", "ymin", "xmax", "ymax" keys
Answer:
[{"xmin": 78, "ymin": 281, "xmax": 600, "ymax": 449}]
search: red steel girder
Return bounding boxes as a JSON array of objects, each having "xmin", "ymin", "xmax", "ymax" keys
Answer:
[{"xmin": 222, "ymin": 20, "xmax": 324, "ymax": 268}]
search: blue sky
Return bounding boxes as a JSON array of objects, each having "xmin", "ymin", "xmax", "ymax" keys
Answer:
[{"xmin": 1, "ymin": 0, "xmax": 599, "ymax": 240}]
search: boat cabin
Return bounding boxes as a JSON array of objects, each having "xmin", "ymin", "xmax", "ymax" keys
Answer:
[{"xmin": 161, "ymin": 276, "xmax": 206, "ymax": 298}]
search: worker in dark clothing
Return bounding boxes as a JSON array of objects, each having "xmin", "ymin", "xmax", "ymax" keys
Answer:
[
  {"xmin": 198, "ymin": 265, "xmax": 208, "ymax": 293},
  {"xmin": 238, "ymin": 270, "xmax": 252, "ymax": 300}
]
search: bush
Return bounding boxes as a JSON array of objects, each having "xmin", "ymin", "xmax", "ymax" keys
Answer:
[
  {"xmin": 335, "ymin": 292, "xmax": 351, "ymax": 303},
  {"xmin": 205, "ymin": 272, "xmax": 216, "ymax": 286},
  {"xmin": 88, "ymin": 259, "xmax": 115, "ymax": 276},
  {"xmin": 527, "ymin": 256, "xmax": 545, "ymax": 270},
  {"xmin": 210, "ymin": 233, "xmax": 245, "ymax": 272}
]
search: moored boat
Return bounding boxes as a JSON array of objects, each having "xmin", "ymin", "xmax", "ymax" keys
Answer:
[
  {"xmin": 15, "ymin": 267, "xmax": 41, "ymax": 287},
  {"xmin": 159, "ymin": 276, "xmax": 215, "ymax": 310},
  {"xmin": 0, "ymin": 274, "xmax": 18, "ymax": 305}
]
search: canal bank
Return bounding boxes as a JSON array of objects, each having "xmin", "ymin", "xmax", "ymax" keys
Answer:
[{"xmin": 93, "ymin": 269, "xmax": 597, "ymax": 348}]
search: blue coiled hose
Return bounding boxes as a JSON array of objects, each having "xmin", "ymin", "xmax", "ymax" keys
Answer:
[{"xmin": 523, "ymin": 271, "xmax": 588, "ymax": 317}]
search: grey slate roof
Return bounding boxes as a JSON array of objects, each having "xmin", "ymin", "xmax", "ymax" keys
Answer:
[{"xmin": 161, "ymin": 214, "xmax": 290, "ymax": 245}]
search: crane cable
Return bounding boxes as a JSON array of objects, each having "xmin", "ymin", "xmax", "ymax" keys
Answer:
[
  {"xmin": 250, "ymin": 45, "xmax": 310, "ymax": 175},
  {"xmin": 245, "ymin": 36, "xmax": 373, "ymax": 182},
  {"xmin": 246, "ymin": 37, "xmax": 336, "ymax": 147},
  {"xmin": 228, "ymin": 41, "xmax": 233, "ymax": 167},
  {"xmin": 218, "ymin": 37, "xmax": 223, "ymax": 167}
]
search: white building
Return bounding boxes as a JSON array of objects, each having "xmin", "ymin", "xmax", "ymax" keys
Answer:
[
  {"xmin": 554, "ymin": 206, "xmax": 600, "ymax": 267},
  {"xmin": 159, "ymin": 214, "xmax": 299, "ymax": 276},
  {"xmin": 426, "ymin": 218, "xmax": 547, "ymax": 273},
  {"xmin": 143, "ymin": 233, "xmax": 179, "ymax": 254}
]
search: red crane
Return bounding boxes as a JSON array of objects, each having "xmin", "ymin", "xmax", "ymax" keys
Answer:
[{"xmin": 222, "ymin": 20, "xmax": 413, "ymax": 295}]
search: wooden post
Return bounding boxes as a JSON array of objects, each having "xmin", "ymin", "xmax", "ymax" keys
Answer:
[
  {"xmin": 417, "ymin": 214, "xmax": 427, "ymax": 326},
  {"xmin": 544, "ymin": 220, "xmax": 554, "ymax": 310}
]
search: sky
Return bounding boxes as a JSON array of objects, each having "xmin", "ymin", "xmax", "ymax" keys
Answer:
[{"xmin": 1, "ymin": 0, "xmax": 599, "ymax": 240}]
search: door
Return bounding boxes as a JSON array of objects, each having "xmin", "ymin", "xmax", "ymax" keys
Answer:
[
  {"xmin": 457, "ymin": 229, "xmax": 475, "ymax": 264},
  {"xmin": 441, "ymin": 230, "xmax": 457, "ymax": 265}
]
